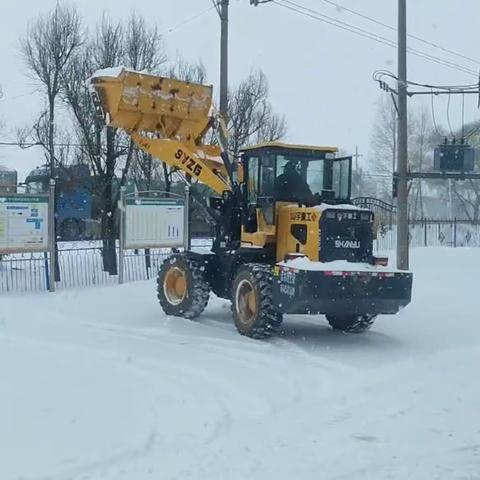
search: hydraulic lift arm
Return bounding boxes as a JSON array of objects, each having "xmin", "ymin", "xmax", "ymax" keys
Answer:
[{"xmin": 130, "ymin": 132, "xmax": 230, "ymax": 195}]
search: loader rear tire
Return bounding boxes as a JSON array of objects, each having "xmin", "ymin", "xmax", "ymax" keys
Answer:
[
  {"xmin": 326, "ymin": 314, "xmax": 376, "ymax": 333},
  {"xmin": 157, "ymin": 254, "xmax": 210, "ymax": 319},
  {"xmin": 232, "ymin": 264, "xmax": 283, "ymax": 339}
]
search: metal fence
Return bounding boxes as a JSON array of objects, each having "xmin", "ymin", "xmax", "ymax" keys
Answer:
[
  {"xmin": 375, "ymin": 220, "xmax": 480, "ymax": 251},
  {"xmin": 2, "ymin": 220, "xmax": 480, "ymax": 294},
  {"xmin": 0, "ymin": 239, "xmax": 212, "ymax": 294},
  {"xmin": 57, "ymin": 245, "xmax": 174, "ymax": 289},
  {"xmin": 0, "ymin": 252, "xmax": 50, "ymax": 293}
]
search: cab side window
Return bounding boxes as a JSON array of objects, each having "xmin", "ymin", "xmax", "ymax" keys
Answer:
[
  {"xmin": 259, "ymin": 156, "xmax": 275, "ymax": 197},
  {"xmin": 244, "ymin": 156, "xmax": 259, "ymax": 233},
  {"xmin": 258, "ymin": 155, "xmax": 275, "ymax": 224},
  {"xmin": 247, "ymin": 156, "xmax": 259, "ymax": 203}
]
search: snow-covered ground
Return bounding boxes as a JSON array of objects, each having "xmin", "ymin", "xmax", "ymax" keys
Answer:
[{"xmin": 1, "ymin": 248, "xmax": 479, "ymax": 480}]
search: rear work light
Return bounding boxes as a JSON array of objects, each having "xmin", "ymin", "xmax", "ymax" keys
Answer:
[{"xmin": 373, "ymin": 256, "xmax": 389, "ymax": 267}]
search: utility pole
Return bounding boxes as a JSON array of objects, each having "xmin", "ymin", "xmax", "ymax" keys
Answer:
[
  {"xmin": 353, "ymin": 146, "xmax": 363, "ymax": 197},
  {"xmin": 396, "ymin": 0, "xmax": 409, "ymax": 270},
  {"xmin": 219, "ymin": 0, "xmax": 229, "ymax": 121},
  {"xmin": 354, "ymin": 146, "xmax": 362, "ymax": 174}
]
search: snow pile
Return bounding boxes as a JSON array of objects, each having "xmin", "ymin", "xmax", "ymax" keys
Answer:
[
  {"xmin": 86, "ymin": 66, "xmax": 146, "ymax": 90},
  {"xmin": 85, "ymin": 66, "xmax": 126, "ymax": 91},
  {"xmin": 1, "ymin": 247, "xmax": 479, "ymax": 479},
  {"xmin": 314, "ymin": 202, "xmax": 370, "ymax": 212},
  {"xmin": 280, "ymin": 256, "xmax": 405, "ymax": 272},
  {"xmin": 89, "ymin": 66, "xmax": 126, "ymax": 79}
]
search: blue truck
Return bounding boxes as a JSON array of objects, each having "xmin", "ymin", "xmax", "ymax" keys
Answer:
[
  {"xmin": 0, "ymin": 166, "xmax": 17, "ymax": 195},
  {"xmin": 25, "ymin": 165, "xmax": 99, "ymax": 240}
]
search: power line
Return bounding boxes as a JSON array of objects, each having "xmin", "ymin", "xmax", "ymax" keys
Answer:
[
  {"xmin": 373, "ymin": 69, "xmax": 479, "ymax": 91},
  {"xmin": 431, "ymin": 91, "xmax": 444, "ymax": 138},
  {"xmin": 0, "ymin": 141, "xmax": 85, "ymax": 147},
  {"xmin": 278, "ymin": 0, "xmax": 478, "ymax": 76},
  {"xmin": 273, "ymin": 2, "xmax": 399, "ymax": 53},
  {"xmin": 464, "ymin": 120, "xmax": 480, "ymax": 140},
  {"xmin": 273, "ymin": 0, "xmax": 478, "ymax": 77},
  {"xmin": 316, "ymin": 0, "xmax": 480, "ymax": 66},
  {"xmin": 374, "ymin": 69, "xmax": 480, "ymax": 140},
  {"xmin": 446, "ymin": 92, "xmax": 454, "ymax": 137},
  {"xmin": 211, "ymin": 0, "xmax": 221, "ymax": 16},
  {"xmin": 161, "ymin": 5, "xmax": 216, "ymax": 35}
]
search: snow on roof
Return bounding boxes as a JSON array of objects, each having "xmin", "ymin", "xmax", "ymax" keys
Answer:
[
  {"xmin": 314, "ymin": 203, "xmax": 370, "ymax": 212},
  {"xmin": 0, "ymin": 165, "xmax": 16, "ymax": 173},
  {"xmin": 240, "ymin": 141, "xmax": 338, "ymax": 154}
]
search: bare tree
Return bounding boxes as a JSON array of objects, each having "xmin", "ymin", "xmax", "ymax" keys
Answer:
[
  {"xmin": 125, "ymin": 13, "xmax": 168, "ymax": 193},
  {"xmin": 369, "ymin": 97, "xmax": 397, "ymax": 199},
  {"xmin": 130, "ymin": 149, "xmax": 164, "ymax": 190},
  {"xmin": 21, "ymin": 3, "xmax": 82, "ymax": 177},
  {"xmin": 369, "ymin": 96, "xmax": 429, "ymax": 203},
  {"xmin": 125, "ymin": 12, "xmax": 166, "ymax": 72},
  {"xmin": 61, "ymin": 12, "xmax": 167, "ymax": 273},
  {"xmin": 228, "ymin": 69, "xmax": 286, "ymax": 155},
  {"xmin": 0, "ymin": 84, "xmax": 4, "ymax": 132},
  {"xmin": 168, "ymin": 57, "xmax": 207, "ymax": 84},
  {"xmin": 20, "ymin": 4, "xmax": 82, "ymax": 281},
  {"xmin": 452, "ymin": 178, "xmax": 480, "ymax": 221},
  {"xmin": 409, "ymin": 107, "xmax": 433, "ymax": 219},
  {"xmin": 450, "ymin": 122, "xmax": 480, "ymax": 220}
]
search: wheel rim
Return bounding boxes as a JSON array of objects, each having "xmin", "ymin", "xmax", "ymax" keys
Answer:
[
  {"xmin": 163, "ymin": 267, "xmax": 187, "ymax": 305},
  {"xmin": 236, "ymin": 279, "xmax": 257, "ymax": 325}
]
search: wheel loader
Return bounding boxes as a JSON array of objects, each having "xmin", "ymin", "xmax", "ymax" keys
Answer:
[{"xmin": 88, "ymin": 67, "xmax": 412, "ymax": 338}]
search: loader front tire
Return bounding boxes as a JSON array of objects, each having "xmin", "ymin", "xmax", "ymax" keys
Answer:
[
  {"xmin": 326, "ymin": 314, "xmax": 376, "ymax": 333},
  {"xmin": 232, "ymin": 264, "xmax": 283, "ymax": 339},
  {"xmin": 157, "ymin": 254, "xmax": 210, "ymax": 319}
]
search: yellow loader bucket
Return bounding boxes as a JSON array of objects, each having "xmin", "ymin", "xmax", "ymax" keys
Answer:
[{"xmin": 88, "ymin": 67, "xmax": 213, "ymax": 144}]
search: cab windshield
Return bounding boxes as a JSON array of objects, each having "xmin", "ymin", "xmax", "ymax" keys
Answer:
[
  {"xmin": 25, "ymin": 180, "xmax": 47, "ymax": 194},
  {"xmin": 275, "ymin": 154, "xmax": 351, "ymax": 203}
]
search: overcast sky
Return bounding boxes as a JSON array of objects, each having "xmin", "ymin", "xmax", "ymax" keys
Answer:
[{"xmin": 1, "ymin": 0, "xmax": 479, "ymax": 180}]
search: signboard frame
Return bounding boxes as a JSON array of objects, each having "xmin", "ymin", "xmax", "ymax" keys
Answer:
[
  {"xmin": 118, "ymin": 187, "xmax": 190, "ymax": 284},
  {"xmin": 0, "ymin": 193, "xmax": 50, "ymax": 254},
  {"xmin": 0, "ymin": 180, "xmax": 56, "ymax": 292}
]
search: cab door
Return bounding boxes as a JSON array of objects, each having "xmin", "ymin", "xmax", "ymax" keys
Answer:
[
  {"xmin": 257, "ymin": 155, "xmax": 276, "ymax": 225},
  {"xmin": 241, "ymin": 154, "xmax": 276, "ymax": 247}
]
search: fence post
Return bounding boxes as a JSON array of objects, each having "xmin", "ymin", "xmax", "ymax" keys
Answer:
[
  {"xmin": 48, "ymin": 179, "xmax": 56, "ymax": 292},
  {"xmin": 453, "ymin": 217, "xmax": 457, "ymax": 248},
  {"xmin": 184, "ymin": 186, "xmax": 190, "ymax": 251},
  {"xmin": 424, "ymin": 218, "xmax": 427, "ymax": 247},
  {"xmin": 118, "ymin": 186, "xmax": 126, "ymax": 284}
]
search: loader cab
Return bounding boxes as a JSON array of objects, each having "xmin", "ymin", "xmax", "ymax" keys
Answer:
[{"xmin": 239, "ymin": 142, "xmax": 352, "ymax": 230}]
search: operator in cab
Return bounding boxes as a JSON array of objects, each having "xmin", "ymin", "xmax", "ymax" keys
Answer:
[{"xmin": 275, "ymin": 161, "xmax": 315, "ymax": 204}]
